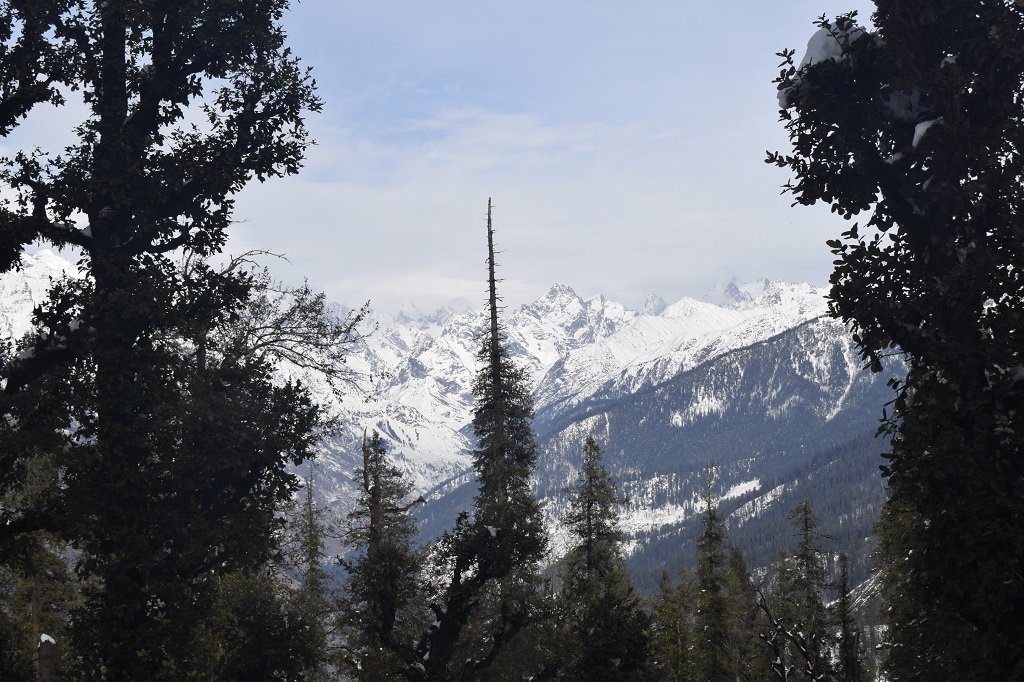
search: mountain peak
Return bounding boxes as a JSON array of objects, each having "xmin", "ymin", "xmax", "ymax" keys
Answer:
[
  {"xmin": 540, "ymin": 283, "xmax": 580, "ymax": 302},
  {"xmin": 703, "ymin": 277, "xmax": 754, "ymax": 308},
  {"xmin": 642, "ymin": 294, "xmax": 667, "ymax": 316}
]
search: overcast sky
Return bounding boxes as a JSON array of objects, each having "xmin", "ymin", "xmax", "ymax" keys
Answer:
[{"xmin": 16, "ymin": 1, "xmax": 878, "ymax": 315}]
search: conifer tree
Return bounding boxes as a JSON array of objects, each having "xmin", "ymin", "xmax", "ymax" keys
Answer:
[
  {"xmin": 286, "ymin": 466, "xmax": 334, "ymax": 682},
  {"xmin": 558, "ymin": 436, "xmax": 650, "ymax": 680},
  {"xmin": 760, "ymin": 502, "xmax": 833, "ymax": 682},
  {"xmin": 339, "ymin": 431, "xmax": 422, "ymax": 680},
  {"xmin": 410, "ymin": 200, "xmax": 548, "ymax": 680},
  {"xmin": 770, "ymin": 3, "xmax": 1024, "ymax": 676},
  {"xmin": 724, "ymin": 546, "xmax": 766, "ymax": 682},
  {"xmin": 788, "ymin": 502, "xmax": 830, "ymax": 672},
  {"xmin": 0, "ymin": 453, "xmax": 77, "ymax": 681},
  {"xmin": 649, "ymin": 570, "xmax": 694, "ymax": 681},
  {"xmin": 693, "ymin": 468, "xmax": 732, "ymax": 682},
  {"xmin": 833, "ymin": 554, "xmax": 863, "ymax": 682}
]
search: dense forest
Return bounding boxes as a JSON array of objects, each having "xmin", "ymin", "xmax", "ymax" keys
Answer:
[{"xmin": 1, "ymin": 0, "xmax": 1022, "ymax": 680}]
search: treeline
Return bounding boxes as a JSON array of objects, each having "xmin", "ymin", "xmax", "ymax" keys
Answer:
[{"xmin": 328, "ymin": 436, "xmax": 877, "ymax": 680}]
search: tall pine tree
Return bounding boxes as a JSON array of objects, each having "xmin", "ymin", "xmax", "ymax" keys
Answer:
[
  {"xmin": 410, "ymin": 199, "xmax": 548, "ymax": 680},
  {"xmin": 693, "ymin": 468, "xmax": 732, "ymax": 682},
  {"xmin": 339, "ymin": 431, "xmax": 423, "ymax": 680},
  {"xmin": 724, "ymin": 546, "xmax": 765, "ymax": 682},
  {"xmin": 649, "ymin": 570, "xmax": 694, "ymax": 682},
  {"xmin": 558, "ymin": 436, "xmax": 650, "ymax": 680},
  {"xmin": 755, "ymin": 502, "xmax": 833, "ymax": 682},
  {"xmin": 833, "ymin": 553, "xmax": 863, "ymax": 682}
]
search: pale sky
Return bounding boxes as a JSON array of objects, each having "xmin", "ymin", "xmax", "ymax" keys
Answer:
[{"xmin": 10, "ymin": 1, "xmax": 878, "ymax": 315}]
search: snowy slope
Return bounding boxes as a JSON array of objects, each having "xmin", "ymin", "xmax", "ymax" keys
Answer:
[
  {"xmin": 0, "ymin": 252, "xmax": 836, "ymax": 500},
  {"xmin": 0, "ymin": 250, "xmax": 76, "ymax": 343}
]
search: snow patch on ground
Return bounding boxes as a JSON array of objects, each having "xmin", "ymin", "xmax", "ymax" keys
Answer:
[
  {"xmin": 720, "ymin": 478, "xmax": 761, "ymax": 502},
  {"xmin": 729, "ymin": 484, "xmax": 788, "ymax": 527}
]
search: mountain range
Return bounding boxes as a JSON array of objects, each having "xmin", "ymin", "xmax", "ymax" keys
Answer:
[{"xmin": 0, "ymin": 251, "xmax": 902, "ymax": 589}]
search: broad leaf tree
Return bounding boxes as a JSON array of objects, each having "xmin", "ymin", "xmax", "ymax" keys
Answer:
[
  {"xmin": 0, "ymin": 2, "xmax": 323, "ymax": 677},
  {"xmin": 770, "ymin": 4, "xmax": 1024, "ymax": 677}
]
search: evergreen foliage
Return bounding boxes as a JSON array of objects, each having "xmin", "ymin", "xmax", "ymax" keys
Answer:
[
  {"xmin": 184, "ymin": 565, "xmax": 325, "ymax": 682},
  {"xmin": 724, "ymin": 546, "xmax": 767, "ymax": 682},
  {"xmin": 338, "ymin": 431, "xmax": 423, "ymax": 680},
  {"xmin": 765, "ymin": 502, "xmax": 833, "ymax": 681},
  {"xmin": 770, "ymin": 3, "xmax": 1024, "ymax": 677},
  {"xmin": 834, "ymin": 554, "xmax": 863, "ymax": 682},
  {"xmin": 649, "ymin": 570, "xmax": 694, "ymax": 681},
  {"xmin": 285, "ymin": 467, "xmax": 334, "ymax": 682},
  {"xmin": 409, "ymin": 200, "xmax": 548, "ymax": 680},
  {"xmin": 0, "ymin": 2, "xmax": 77, "ymax": 135},
  {"xmin": 0, "ymin": 454, "xmax": 78, "ymax": 681},
  {"xmin": 557, "ymin": 436, "xmax": 650, "ymax": 680},
  {"xmin": 693, "ymin": 470, "xmax": 733, "ymax": 682}
]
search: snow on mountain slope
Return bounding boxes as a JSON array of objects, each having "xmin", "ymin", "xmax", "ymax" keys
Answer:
[
  {"xmin": 1, "ymin": 251, "xmax": 892, "ymax": 586},
  {"xmin": 321, "ymin": 280, "xmax": 832, "ymax": 502},
  {"xmin": 534, "ymin": 282, "xmax": 829, "ymax": 419},
  {"xmin": 4, "ymin": 251, "xmax": 875, "ymax": 568},
  {"xmin": 317, "ymin": 285, "xmax": 640, "ymax": 495},
  {"xmin": 0, "ymin": 252, "xmax": 833, "ymax": 501},
  {"xmin": 0, "ymin": 250, "xmax": 76, "ymax": 343}
]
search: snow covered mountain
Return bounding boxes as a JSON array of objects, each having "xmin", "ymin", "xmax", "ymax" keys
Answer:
[
  {"xmin": 0, "ymin": 252, "xmax": 899, "ymax": 583},
  {"xmin": 304, "ymin": 268, "xmax": 896, "ymax": 584}
]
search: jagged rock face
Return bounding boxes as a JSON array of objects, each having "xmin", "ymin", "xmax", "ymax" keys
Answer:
[{"xmin": 2, "ymin": 253, "xmax": 898, "ymax": 582}]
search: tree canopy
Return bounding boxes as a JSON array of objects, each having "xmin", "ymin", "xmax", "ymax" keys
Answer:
[
  {"xmin": 0, "ymin": 2, "xmax": 325, "ymax": 677},
  {"xmin": 771, "ymin": 3, "xmax": 1024, "ymax": 677}
]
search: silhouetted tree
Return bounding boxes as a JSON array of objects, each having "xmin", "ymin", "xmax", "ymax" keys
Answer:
[
  {"xmin": 0, "ymin": 3, "xmax": 324, "ymax": 675},
  {"xmin": 770, "ymin": 4, "xmax": 1024, "ymax": 676},
  {"xmin": 410, "ymin": 200, "xmax": 548, "ymax": 680}
]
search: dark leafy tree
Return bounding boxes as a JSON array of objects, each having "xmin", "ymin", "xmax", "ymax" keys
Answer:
[
  {"xmin": 0, "ymin": 2, "xmax": 324, "ymax": 677},
  {"xmin": 410, "ymin": 200, "xmax": 548, "ymax": 680},
  {"xmin": 177, "ymin": 463, "xmax": 338, "ymax": 681},
  {"xmin": 557, "ymin": 436, "xmax": 650, "ymax": 680},
  {"xmin": 770, "ymin": 4, "xmax": 1024, "ymax": 678},
  {"xmin": 200, "ymin": 252, "xmax": 370, "ymax": 399},
  {"xmin": 184, "ymin": 566, "xmax": 324, "ymax": 682},
  {"xmin": 338, "ymin": 431, "xmax": 423, "ymax": 680},
  {"xmin": 0, "ymin": 1, "xmax": 77, "ymax": 135}
]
